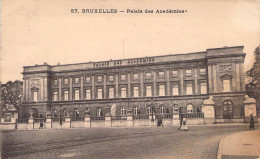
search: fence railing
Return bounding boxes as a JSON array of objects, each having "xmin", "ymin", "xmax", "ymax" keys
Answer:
[
  {"xmin": 51, "ymin": 117, "xmax": 65, "ymax": 122},
  {"xmin": 16, "ymin": 118, "xmax": 28, "ymax": 123},
  {"xmin": 180, "ymin": 113, "xmax": 204, "ymax": 118},
  {"xmin": 34, "ymin": 118, "xmax": 46, "ymax": 122},
  {"xmin": 90, "ymin": 116, "xmax": 105, "ymax": 120},
  {"xmin": 111, "ymin": 116, "xmax": 127, "ymax": 120},
  {"xmin": 71, "ymin": 117, "xmax": 85, "ymax": 121},
  {"xmin": 133, "ymin": 114, "xmax": 149, "ymax": 120},
  {"xmin": 156, "ymin": 113, "xmax": 173, "ymax": 119}
]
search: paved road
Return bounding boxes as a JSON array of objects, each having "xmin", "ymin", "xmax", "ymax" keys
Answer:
[{"xmin": 1, "ymin": 124, "xmax": 259, "ymax": 159}]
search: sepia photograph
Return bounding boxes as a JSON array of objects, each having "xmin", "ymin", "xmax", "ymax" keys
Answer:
[{"xmin": 0, "ymin": 0, "xmax": 260, "ymax": 158}]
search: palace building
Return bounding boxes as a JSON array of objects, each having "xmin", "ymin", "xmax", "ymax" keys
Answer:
[{"xmin": 21, "ymin": 46, "xmax": 247, "ymax": 122}]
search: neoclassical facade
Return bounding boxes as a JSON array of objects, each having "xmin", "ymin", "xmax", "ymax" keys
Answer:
[{"xmin": 21, "ymin": 46, "xmax": 246, "ymax": 121}]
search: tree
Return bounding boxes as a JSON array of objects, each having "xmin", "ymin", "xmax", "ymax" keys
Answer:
[
  {"xmin": 245, "ymin": 46, "xmax": 260, "ymax": 101},
  {"xmin": 1, "ymin": 80, "xmax": 23, "ymax": 111}
]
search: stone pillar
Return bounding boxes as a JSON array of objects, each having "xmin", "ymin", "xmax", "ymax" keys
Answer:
[
  {"xmin": 28, "ymin": 110, "xmax": 34, "ymax": 129},
  {"xmin": 105, "ymin": 115, "xmax": 111, "ymax": 127},
  {"xmin": 45, "ymin": 117, "xmax": 52, "ymax": 129},
  {"xmin": 166, "ymin": 70, "xmax": 170, "ymax": 96},
  {"xmin": 63, "ymin": 116, "xmax": 71, "ymax": 128},
  {"xmin": 126, "ymin": 109, "xmax": 133, "ymax": 127},
  {"xmin": 84, "ymin": 115, "xmax": 91, "ymax": 128},
  {"xmin": 202, "ymin": 96, "xmax": 216, "ymax": 124}
]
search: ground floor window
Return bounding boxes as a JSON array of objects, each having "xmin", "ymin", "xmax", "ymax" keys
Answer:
[
  {"xmin": 187, "ymin": 104, "xmax": 193, "ymax": 113},
  {"xmin": 121, "ymin": 107, "xmax": 127, "ymax": 116}
]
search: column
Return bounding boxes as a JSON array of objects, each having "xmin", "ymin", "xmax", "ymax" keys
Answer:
[
  {"xmin": 166, "ymin": 70, "xmax": 170, "ymax": 96},
  {"xmin": 26, "ymin": 79, "xmax": 29, "ymax": 101},
  {"xmin": 44, "ymin": 77, "xmax": 48, "ymax": 101},
  {"xmin": 80, "ymin": 76, "xmax": 84, "ymax": 99},
  {"xmin": 23, "ymin": 79, "xmax": 26, "ymax": 101},
  {"xmin": 103, "ymin": 75, "xmax": 107, "ymax": 98},
  {"xmin": 194, "ymin": 68, "xmax": 198, "ymax": 94},
  {"xmin": 92, "ymin": 75, "xmax": 95, "ymax": 99},
  {"xmin": 208, "ymin": 65, "xmax": 212, "ymax": 93},
  {"xmin": 180, "ymin": 69, "xmax": 184, "ymax": 95},
  {"xmin": 127, "ymin": 73, "xmax": 131, "ymax": 97},
  {"xmin": 236, "ymin": 63, "xmax": 240, "ymax": 91},
  {"xmin": 115, "ymin": 74, "xmax": 119, "ymax": 98},
  {"xmin": 69, "ymin": 77, "xmax": 73, "ymax": 100},
  {"xmin": 153, "ymin": 71, "xmax": 157, "ymax": 96},
  {"xmin": 240, "ymin": 63, "xmax": 245, "ymax": 91},
  {"xmin": 59, "ymin": 77, "xmax": 62, "ymax": 101},
  {"xmin": 213, "ymin": 65, "xmax": 217, "ymax": 93},
  {"xmin": 41, "ymin": 78, "xmax": 44, "ymax": 101},
  {"xmin": 140, "ymin": 72, "xmax": 144, "ymax": 97}
]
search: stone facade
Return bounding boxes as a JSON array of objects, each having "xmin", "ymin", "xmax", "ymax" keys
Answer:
[{"xmin": 21, "ymin": 46, "xmax": 246, "ymax": 122}]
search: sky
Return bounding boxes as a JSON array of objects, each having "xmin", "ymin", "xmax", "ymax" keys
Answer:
[{"xmin": 0, "ymin": 0, "xmax": 259, "ymax": 83}]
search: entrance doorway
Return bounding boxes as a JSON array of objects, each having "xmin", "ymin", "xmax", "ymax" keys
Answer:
[{"xmin": 223, "ymin": 100, "xmax": 233, "ymax": 119}]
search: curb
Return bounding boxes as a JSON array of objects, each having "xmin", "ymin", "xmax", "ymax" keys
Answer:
[{"xmin": 217, "ymin": 136, "xmax": 225, "ymax": 159}]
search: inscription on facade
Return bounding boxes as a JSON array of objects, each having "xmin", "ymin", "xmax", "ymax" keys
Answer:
[
  {"xmin": 219, "ymin": 64, "xmax": 232, "ymax": 72},
  {"xmin": 30, "ymin": 79, "xmax": 40, "ymax": 85}
]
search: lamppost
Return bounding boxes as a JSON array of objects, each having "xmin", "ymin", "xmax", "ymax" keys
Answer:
[{"xmin": 60, "ymin": 105, "xmax": 62, "ymax": 125}]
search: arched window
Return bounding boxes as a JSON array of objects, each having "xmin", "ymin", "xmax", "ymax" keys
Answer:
[
  {"xmin": 31, "ymin": 108, "xmax": 38, "ymax": 118},
  {"xmin": 160, "ymin": 105, "xmax": 165, "ymax": 114},
  {"xmin": 97, "ymin": 108, "xmax": 102, "ymax": 116},
  {"xmin": 187, "ymin": 104, "xmax": 193, "ymax": 113},
  {"xmin": 52, "ymin": 109, "xmax": 57, "ymax": 118},
  {"xmin": 74, "ymin": 108, "xmax": 80, "ymax": 117},
  {"xmin": 223, "ymin": 100, "xmax": 233, "ymax": 119},
  {"xmin": 147, "ymin": 106, "xmax": 152, "ymax": 114},
  {"xmin": 121, "ymin": 107, "xmax": 127, "ymax": 116},
  {"xmin": 133, "ymin": 106, "xmax": 139, "ymax": 115},
  {"xmin": 85, "ymin": 107, "xmax": 91, "ymax": 115}
]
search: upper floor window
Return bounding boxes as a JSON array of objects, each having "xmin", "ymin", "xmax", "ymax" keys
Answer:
[
  {"xmin": 133, "ymin": 86, "xmax": 139, "ymax": 97},
  {"xmin": 172, "ymin": 83, "xmax": 179, "ymax": 96},
  {"xmin": 223, "ymin": 79, "xmax": 231, "ymax": 92},
  {"xmin": 63, "ymin": 78, "xmax": 69, "ymax": 85},
  {"xmin": 53, "ymin": 91, "xmax": 58, "ymax": 101},
  {"xmin": 158, "ymin": 71, "xmax": 165, "ymax": 78},
  {"xmin": 158, "ymin": 84, "xmax": 165, "ymax": 96},
  {"xmin": 108, "ymin": 87, "xmax": 115, "ymax": 98},
  {"xmin": 97, "ymin": 88, "xmax": 103, "ymax": 99},
  {"xmin": 74, "ymin": 77, "xmax": 80, "ymax": 84},
  {"xmin": 159, "ymin": 105, "xmax": 165, "ymax": 114},
  {"xmin": 133, "ymin": 106, "xmax": 139, "ymax": 115},
  {"xmin": 187, "ymin": 104, "xmax": 193, "ymax": 113},
  {"xmin": 200, "ymin": 82, "xmax": 207, "ymax": 94},
  {"xmin": 108, "ymin": 75, "xmax": 114, "ymax": 82},
  {"xmin": 97, "ymin": 108, "xmax": 103, "ymax": 116},
  {"xmin": 54, "ymin": 79, "xmax": 58, "ymax": 85},
  {"xmin": 186, "ymin": 69, "xmax": 192, "ymax": 76},
  {"xmin": 64, "ymin": 90, "xmax": 69, "ymax": 100},
  {"xmin": 200, "ymin": 68, "xmax": 206, "ymax": 75},
  {"xmin": 33, "ymin": 91, "xmax": 38, "ymax": 102},
  {"xmin": 85, "ymin": 76, "xmax": 91, "ymax": 83},
  {"xmin": 145, "ymin": 72, "xmax": 152, "ymax": 78},
  {"xmin": 133, "ymin": 73, "xmax": 139, "ymax": 80},
  {"xmin": 145, "ymin": 85, "xmax": 152, "ymax": 97},
  {"xmin": 74, "ymin": 90, "xmax": 80, "ymax": 100},
  {"xmin": 121, "ymin": 74, "xmax": 126, "ymax": 81},
  {"xmin": 172, "ymin": 70, "xmax": 178, "ymax": 77},
  {"xmin": 85, "ymin": 89, "xmax": 91, "ymax": 100},
  {"xmin": 120, "ymin": 87, "xmax": 126, "ymax": 98},
  {"xmin": 186, "ymin": 82, "xmax": 193, "ymax": 95},
  {"xmin": 97, "ymin": 75, "xmax": 103, "ymax": 82},
  {"xmin": 121, "ymin": 107, "xmax": 127, "ymax": 116}
]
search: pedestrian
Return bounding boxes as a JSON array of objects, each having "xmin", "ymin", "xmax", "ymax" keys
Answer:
[
  {"xmin": 178, "ymin": 115, "xmax": 183, "ymax": 130},
  {"xmin": 180, "ymin": 117, "xmax": 188, "ymax": 131},
  {"xmin": 249, "ymin": 114, "xmax": 255, "ymax": 130},
  {"xmin": 39, "ymin": 121, "xmax": 43, "ymax": 129}
]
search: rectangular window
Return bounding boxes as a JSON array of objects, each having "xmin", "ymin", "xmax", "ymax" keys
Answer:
[
  {"xmin": 121, "ymin": 74, "xmax": 126, "ymax": 81},
  {"xmin": 158, "ymin": 71, "xmax": 165, "ymax": 78},
  {"xmin": 53, "ymin": 91, "xmax": 58, "ymax": 101},
  {"xmin": 108, "ymin": 75, "xmax": 114, "ymax": 82},
  {"xmin": 74, "ymin": 90, "xmax": 80, "ymax": 100},
  {"xmin": 145, "ymin": 72, "xmax": 152, "ymax": 78},
  {"xmin": 97, "ymin": 88, "xmax": 103, "ymax": 99},
  {"xmin": 200, "ymin": 82, "xmax": 207, "ymax": 94},
  {"xmin": 172, "ymin": 70, "xmax": 178, "ymax": 77},
  {"xmin": 64, "ymin": 90, "xmax": 69, "ymax": 100},
  {"xmin": 108, "ymin": 87, "xmax": 114, "ymax": 98},
  {"xmin": 172, "ymin": 84, "xmax": 179, "ymax": 96},
  {"xmin": 200, "ymin": 68, "xmax": 206, "ymax": 75},
  {"xmin": 64, "ymin": 78, "xmax": 69, "ymax": 85},
  {"xmin": 186, "ymin": 69, "xmax": 192, "ymax": 76},
  {"xmin": 121, "ymin": 87, "xmax": 126, "ymax": 98},
  {"xmin": 146, "ymin": 85, "xmax": 152, "ymax": 97},
  {"xmin": 74, "ymin": 77, "xmax": 80, "ymax": 84},
  {"xmin": 54, "ymin": 79, "xmax": 58, "ymax": 85},
  {"xmin": 186, "ymin": 83, "xmax": 193, "ymax": 95},
  {"xmin": 133, "ymin": 86, "xmax": 139, "ymax": 97},
  {"xmin": 85, "ymin": 76, "xmax": 91, "ymax": 83},
  {"xmin": 85, "ymin": 89, "xmax": 91, "ymax": 99},
  {"xmin": 159, "ymin": 84, "xmax": 165, "ymax": 96},
  {"xmin": 97, "ymin": 76, "xmax": 103, "ymax": 82},
  {"xmin": 33, "ymin": 92, "xmax": 38, "ymax": 102},
  {"xmin": 133, "ymin": 73, "xmax": 139, "ymax": 80},
  {"xmin": 223, "ymin": 79, "xmax": 231, "ymax": 92}
]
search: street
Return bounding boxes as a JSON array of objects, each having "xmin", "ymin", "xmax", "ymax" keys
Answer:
[{"xmin": 1, "ymin": 124, "xmax": 259, "ymax": 159}]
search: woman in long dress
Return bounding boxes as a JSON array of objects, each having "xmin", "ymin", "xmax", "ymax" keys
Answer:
[
  {"xmin": 181, "ymin": 117, "xmax": 188, "ymax": 131},
  {"xmin": 249, "ymin": 114, "xmax": 255, "ymax": 130}
]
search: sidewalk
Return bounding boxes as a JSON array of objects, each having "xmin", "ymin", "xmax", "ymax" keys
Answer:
[{"xmin": 217, "ymin": 130, "xmax": 260, "ymax": 159}]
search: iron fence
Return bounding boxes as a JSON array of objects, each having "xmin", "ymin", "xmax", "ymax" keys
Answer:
[
  {"xmin": 71, "ymin": 117, "xmax": 85, "ymax": 121},
  {"xmin": 34, "ymin": 118, "xmax": 46, "ymax": 122},
  {"xmin": 155, "ymin": 113, "xmax": 173, "ymax": 119},
  {"xmin": 90, "ymin": 116, "xmax": 105, "ymax": 120},
  {"xmin": 133, "ymin": 114, "xmax": 149, "ymax": 120},
  {"xmin": 111, "ymin": 116, "xmax": 127, "ymax": 120},
  {"xmin": 180, "ymin": 113, "xmax": 204, "ymax": 118},
  {"xmin": 16, "ymin": 118, "xmax": 28, "ymax": 123}
]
